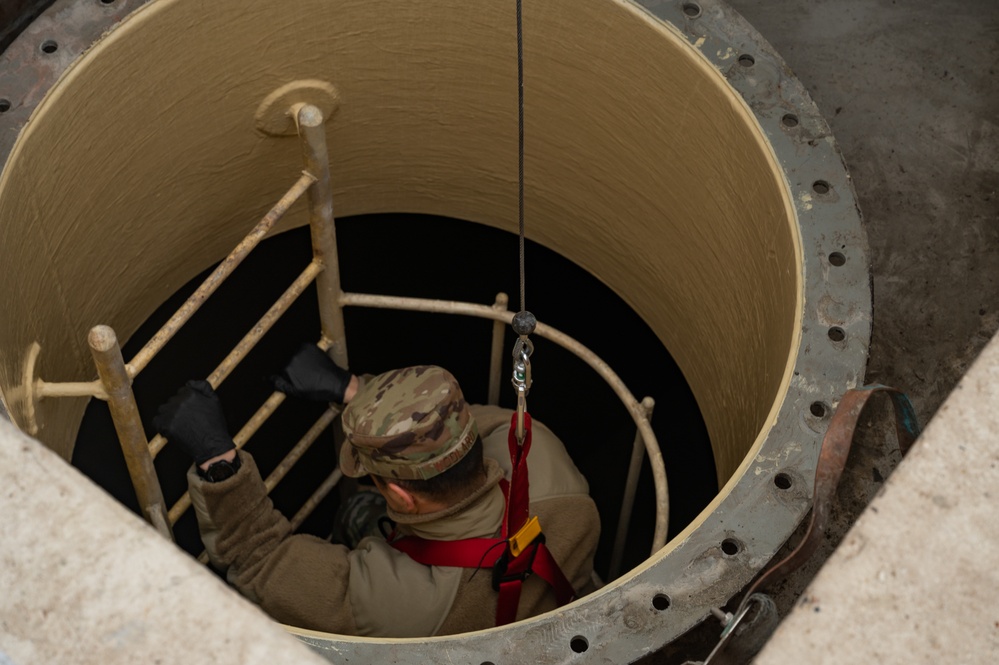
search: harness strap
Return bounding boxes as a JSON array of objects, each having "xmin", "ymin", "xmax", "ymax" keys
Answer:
[
  {"xmin": 391, "ymin": 536, "xmax": 503, "ymax": 568},
  {"xmin": 391, "ymin": 535, "xmax": 575, "ymax": 625},
  {"xmin": 504, "ymin": 412, "xmax": 532, "ymax": 538}
]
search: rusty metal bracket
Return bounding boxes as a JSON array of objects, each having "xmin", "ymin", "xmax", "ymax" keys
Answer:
[
  {"xmin": 742, "ymin": 384, "xmax": 919, "ymax": 601},
  {"xmin": 702, "ymin": 385, "xmax": 920, "ymax": 663}
]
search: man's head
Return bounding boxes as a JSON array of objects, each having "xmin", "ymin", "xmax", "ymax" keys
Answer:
[{"xmin": 341, "ymin": 366, "xmax": 487, "ymax": 513}]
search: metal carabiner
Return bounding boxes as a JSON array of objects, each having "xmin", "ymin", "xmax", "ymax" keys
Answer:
[
  {"xmin": 511, "ymin": 336, "xmax": 534, "ymax": 444},
  {"xmin": 511, "ymin": 337, "xmax": 533, "ymax": 390}
]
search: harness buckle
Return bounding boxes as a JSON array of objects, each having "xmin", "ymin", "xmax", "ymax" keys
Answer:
[
  {"xmin": 508, "ymin": 516, "xmax": 542, "ymax": 558},
  {"xmin": 492, "ymin": 532, "xmax": 546, "ymax": 592}
]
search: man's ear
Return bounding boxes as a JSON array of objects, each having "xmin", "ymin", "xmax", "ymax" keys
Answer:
[{"xmin": 379, "ymin": 479, "xmax": 419, "ymax": 514}]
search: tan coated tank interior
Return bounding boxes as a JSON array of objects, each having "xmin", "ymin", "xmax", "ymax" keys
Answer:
[{"xmin": 0, "ymin": 0, "xmax": 799, "ymax": 489}]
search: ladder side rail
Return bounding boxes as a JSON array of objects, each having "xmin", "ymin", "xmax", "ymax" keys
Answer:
[
  {"xmin": 298, "ymin": 105, "xmax": 347, "ymax": 370},
  {"xmin": 33, "ymin": 173, "xmax": 313, "ymax": 399},
  {"xmin": 88, "ymin": 325, "xmax": 173, "ymax": 541}
]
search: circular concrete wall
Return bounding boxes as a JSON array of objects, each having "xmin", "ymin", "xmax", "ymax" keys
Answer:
[{"xmin": 0, "ymin": 0, "xmax": 870, "ymax": 661}]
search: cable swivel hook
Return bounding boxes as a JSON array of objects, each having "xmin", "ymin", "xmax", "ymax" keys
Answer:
[{"xmin": 511, "ymin": 311, "xmax": 536, "ymax": 444}]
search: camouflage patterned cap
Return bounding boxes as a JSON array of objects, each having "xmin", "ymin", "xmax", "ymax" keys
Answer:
[{"xmin": 340, "ymin": 365, "xmax": 478, "ymax": 481}]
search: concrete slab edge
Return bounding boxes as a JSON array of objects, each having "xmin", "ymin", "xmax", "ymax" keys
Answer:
[{"xmin": 0, "ymin": 416, "xmax": 328, "ymax": 665}]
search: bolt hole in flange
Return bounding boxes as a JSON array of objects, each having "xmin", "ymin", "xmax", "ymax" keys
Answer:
[
  {"xmin": 809, "ymin": 401, "xmax": 829, "ymax": 418},
  {"xmin": 570, "ymin": 636, "xmax": 590, "ymax": 654},
  {"xmin": 738, "ymin": 53, "xmax": 755, "ymax": 67},
  {"xmin": 773, "ymin": 472, "xmax": 793, "ymax": 490},
  {"xmin": 721, "ymin": 538, "xmax": 742, "ymax": 556},
  {"xmin": 829, "ymin": 251, "xmax": 847, "ymax": 267},
  {"xmin": 812, "ymin": 179, "xmax": 832, "ymax": 195},
  {"xmin": 828, "ymin": 326, "xmax": 846, "ymax": 343},
  {"xmin": 803, "ymin": 400, "xmax": 833, "ymax": 433},
  {"xmin": 40, "ymin": 40, "xmax": 58, "ymax": 54},
  {"xmin": 0, "ymin": 100, "xmax": 10, "ymax": 114},
  {"xmin": 682, "ymin": 2, "xmax": 702, "ymax": 18},
  {"xmin": 781, "ymin": 113, "xmax": 799, "ymax": 128},
  {"xmin": 652, "ymin": 593, "xmax": 671, "ymax": 611}
]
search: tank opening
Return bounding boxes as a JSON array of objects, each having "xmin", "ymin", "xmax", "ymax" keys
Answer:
[{"xmin": 72, "ymin": 213, "xmax": 715, "ymax": 580}]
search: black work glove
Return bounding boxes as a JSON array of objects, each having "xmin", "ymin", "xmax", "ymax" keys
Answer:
[
  {"xmin": 152, "ymin": 380, "xmax": 235, "ymax": 465},
  {"xmin": 272, "ymin": 342, "xmax": 353, "ymax": 403}
]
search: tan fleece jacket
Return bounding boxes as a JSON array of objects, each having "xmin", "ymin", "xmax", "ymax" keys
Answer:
[{"xmin": 187, "ymin": 405, "xmax": 600, "ymax": 637}]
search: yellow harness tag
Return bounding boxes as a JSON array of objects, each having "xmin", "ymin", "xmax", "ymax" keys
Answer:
[{"xmin": 508, "ymin": 515, "xmax": 542, "ymax": 558}]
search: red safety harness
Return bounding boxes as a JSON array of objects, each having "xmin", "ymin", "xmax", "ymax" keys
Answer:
[{"xmin": 390, "ymin": 413, "xmax": 576, "ymax": 626}]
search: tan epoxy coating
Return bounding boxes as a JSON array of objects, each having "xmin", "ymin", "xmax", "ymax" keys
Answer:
[{"xmin": 0, "ymin": 0, "xmax": 799, "ymax": 487}]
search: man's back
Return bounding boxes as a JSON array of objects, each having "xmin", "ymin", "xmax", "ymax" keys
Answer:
[{"xmin": 350, "ymin": 405, "xmax": 600, "ymax": 635}]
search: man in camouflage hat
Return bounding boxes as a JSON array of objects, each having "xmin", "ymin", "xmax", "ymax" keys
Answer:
[
  {"xmin": 155, "ymin": 344, "xmax": 600, "ymax": 636},
  {"xmin": 340, "ymin": 365, "xmax": 480, "ymax": 482}
]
